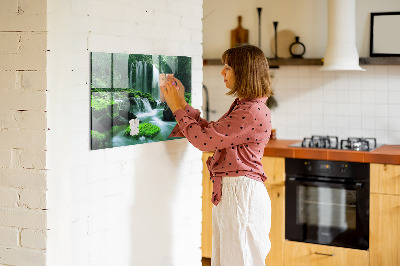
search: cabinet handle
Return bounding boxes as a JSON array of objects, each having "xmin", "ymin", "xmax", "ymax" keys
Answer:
[{"xmin": 314, "ymin": 252, "xmax": 335, "ymax": 257}]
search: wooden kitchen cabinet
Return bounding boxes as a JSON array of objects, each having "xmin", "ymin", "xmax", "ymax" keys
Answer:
[
  {"xmin": 264, "ymin": 184, "xmax": 285, "ymax": 266},
  {"xmin": 261, "ymin": 156, "xmax": 285, "ymax": 185},
  {"xmin": 201, "ymin": 152, "xmax": 213, "ymax": 258},
  {"xmin": 370, "ymin": 163, "xmax": 400, "ymax": 195},
  {"xmin": 370, "ymin": 193, "xmax": 400, "ymax": 266},
  {"xmin": 201, "ymin": 154, "xmax": 286, "ymax": 266},
  {"xmin": 284, "ymin": 241, "xmax": 369, "ymax": 266},
  {"xmin": 370, "ymin": 163, "xmax": 400, "ymax": 266},
  {"xmin": 262, "ymin": 156, "xmax": 285, "ymax": 266}
]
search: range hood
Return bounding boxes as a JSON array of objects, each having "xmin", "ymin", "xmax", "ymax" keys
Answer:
[{"xmin": 320, "ymin": 0, "xmax": 365, "ymax": 71}]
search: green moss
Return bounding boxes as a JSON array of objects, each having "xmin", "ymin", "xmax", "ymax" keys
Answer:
[
  {"xmin": 125, "ymin": 123, "xmax": 160, "ymax": 138},
  {"xmin": 138, "ymin": 123, "xmax": 160, "ymax": 138},
  {"xmin": 124, "ymin": 125, "xmax": 132, "ymax": 135}
]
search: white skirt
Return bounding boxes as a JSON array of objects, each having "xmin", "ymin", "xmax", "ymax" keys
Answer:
[{"xmin": 212, "ymin": 176, "xmax": 271, "ymax": 266}]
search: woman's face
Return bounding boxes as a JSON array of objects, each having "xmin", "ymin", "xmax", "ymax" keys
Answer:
[{"xmin": 220, "ymin": 64, "xmax": 235, "ymax": 89}]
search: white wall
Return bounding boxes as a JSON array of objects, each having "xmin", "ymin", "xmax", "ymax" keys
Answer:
[
  {"xmin": 271, "ymin": 65, "xmax": 400, "ymax": 144},
  {"xmin": 46, "ymin": 0, "xmax": 203, "ymax": 266},
  {"xmin": 0, "ymin": 0, "xmax": 48, "ymax": 265},
  {"xmin": 203, "ymin": 0, "xmax": 400, "ymax": 145},
  {"xmin": 203, "ymin": 0, "xmax": 400, "ymax": 58}
]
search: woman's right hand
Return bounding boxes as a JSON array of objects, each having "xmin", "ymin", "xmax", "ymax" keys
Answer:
[{"xmin": 168, "ymin": 76, "xmax": 187, "ymax": 107}]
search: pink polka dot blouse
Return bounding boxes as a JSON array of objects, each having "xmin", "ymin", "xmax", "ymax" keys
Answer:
[{"xmin": 169, "ymin": 97, "xmax": 272, "ymax": 206}]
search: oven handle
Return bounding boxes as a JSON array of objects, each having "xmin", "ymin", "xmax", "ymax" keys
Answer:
[
  {"xmin": 286, "ymin": 177, "xmax": 364, "ymax": 189},
  {"xmin": 314, "ymin": 252, "xmax": 335, "ymax": 257}
]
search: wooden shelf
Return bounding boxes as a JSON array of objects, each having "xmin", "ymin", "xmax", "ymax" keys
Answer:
[
  {"xmin": 268, "ymin": 58, "xmax": 322, "ymax": 67},
  {"xmin": 359, "ymin": 57, "xmax": 400, "ymax": 65},
  {"xmin": 203, "ymin": 57, "xmax": 400, "ymax": 67},
  {"xmin": 203, "ymin": 58, "xmax": 323, "ymax": 67}
]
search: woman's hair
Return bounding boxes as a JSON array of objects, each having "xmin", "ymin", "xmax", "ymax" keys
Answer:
[{"xmin": 221, "ymin": 44, "xmax": 273, "ymax": 99}]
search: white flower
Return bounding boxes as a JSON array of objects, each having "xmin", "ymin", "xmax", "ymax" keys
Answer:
[{"xmin": 129, "ymin": 119, "xmax": 140, "ymax": 136}]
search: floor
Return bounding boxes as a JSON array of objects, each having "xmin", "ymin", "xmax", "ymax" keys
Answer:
[{"xmin": 202, "ymin": 257, "xmax": 211, "ymax": 266}]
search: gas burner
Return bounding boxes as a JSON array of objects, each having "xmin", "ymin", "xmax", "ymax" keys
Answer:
[
  {"xmin": 301, "ymin": 135, "xmax": 339, "ymax": 149},
  {"xmin": 340, "ymin": 137, "xmax": 377, "ymax": 151},
  {"xmin": 290, "ymin": 136, "xmax": 380, "ymax": 151}
]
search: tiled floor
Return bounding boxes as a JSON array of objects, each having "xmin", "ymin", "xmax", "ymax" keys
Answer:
[{"xmin": 202, "ymin": 257, "xmax": 211, "ymax": 266}]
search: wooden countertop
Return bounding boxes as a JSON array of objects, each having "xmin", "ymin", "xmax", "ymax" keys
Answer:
[{"xmin": 263, "ymin": 139, "xmax": 400, "ymax": 165}]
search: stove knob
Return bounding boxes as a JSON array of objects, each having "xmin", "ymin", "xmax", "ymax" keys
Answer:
[
  {"xmin": 305, "ymin": 162, "xmax": 312, "ymax": 171},
  {"xmin": 340, "ymin": 164, "xmax": 347, "ymax": 174}
]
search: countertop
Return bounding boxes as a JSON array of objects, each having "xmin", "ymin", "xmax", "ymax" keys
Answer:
[{"xmin": 263, "ymin": 139, "xmax": 400, "ymax": 165}]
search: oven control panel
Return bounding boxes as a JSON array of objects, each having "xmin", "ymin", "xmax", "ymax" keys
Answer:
[{"xmin": 286, "ymin": 158, "xmax": 369, "ymax": 180}]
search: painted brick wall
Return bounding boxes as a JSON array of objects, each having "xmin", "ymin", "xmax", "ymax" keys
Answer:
[
  {"xmin": 46, "ymin": 0, "xmax": 203, "ymax": 266},
  {"xmin": 0, "ymin": 0, "xmax": 48, "ymax": 265}
]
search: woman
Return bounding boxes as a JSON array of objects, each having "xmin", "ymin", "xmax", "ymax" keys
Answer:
[{"xmin": 161, "ymin": 44, "xmax": 273, "ymax": 266}]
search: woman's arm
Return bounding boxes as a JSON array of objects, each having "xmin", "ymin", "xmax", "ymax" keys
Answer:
[
  {"xmin": 161, "ymin": 77, "xmax": 211, "ymax": 137},
  {"xmin": 173, "ymin": 106, "xmax": 257, "ymax": 152}
]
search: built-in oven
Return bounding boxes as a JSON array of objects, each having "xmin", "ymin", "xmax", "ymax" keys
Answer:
[{"xmin": 285, "ymin": 158, "xmax": 370, "ymax": 250}]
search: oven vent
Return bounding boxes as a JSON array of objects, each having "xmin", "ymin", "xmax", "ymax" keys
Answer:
[{"xmin": 320, "ymin": 0, "xmax": 365, "ymax": 71}]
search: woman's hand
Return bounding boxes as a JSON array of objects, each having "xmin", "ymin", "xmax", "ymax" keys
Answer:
[
  {"xmin": 160, "ymin": 77, "xmax": 187, "ymax": 113},
  {"xmin": 172, "ymin": 77, "xmax": 187, "ymax": 107}
]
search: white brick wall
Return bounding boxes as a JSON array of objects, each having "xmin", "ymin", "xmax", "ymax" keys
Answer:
[
  {"xmin": 47, "ymin": 1, "xmax": 203, "ymax": 266},
  {"xmin": 0, "ymin": 0, "xmax": 48, "ymax": 265}
]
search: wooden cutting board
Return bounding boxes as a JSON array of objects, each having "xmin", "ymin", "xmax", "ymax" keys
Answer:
[{"xmin": 231, "ymin": 16, "xmax": 249, "ymax": 48}]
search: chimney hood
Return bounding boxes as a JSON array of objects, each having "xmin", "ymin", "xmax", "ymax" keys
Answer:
[{"xmin": 320, "ymin": 0, "xmax": 365, "ymax": 71}]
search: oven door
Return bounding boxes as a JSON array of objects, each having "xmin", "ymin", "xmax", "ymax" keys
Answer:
[{"xmin": 285, "ymin": 177, "xmax": 369, "ymax": 250}]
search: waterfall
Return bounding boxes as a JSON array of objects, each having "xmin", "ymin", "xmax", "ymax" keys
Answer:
[
  {"xmin": 152, "ymin": 65, "xmax": 160, "ymax": 100},
  {"xmin": 135, "ymin": 61, "xmax": 148, "ymax": 94},
  {"xmin": 129, "ymin": 62, "xmax": 135, "ymax": 88},
  {"xmin": 129, "ymin": 60, "xmax": 161, "ymax": 101},
  {"xmin": 131, "ymin": 98, "xmax": 152, "ymax": 114}
]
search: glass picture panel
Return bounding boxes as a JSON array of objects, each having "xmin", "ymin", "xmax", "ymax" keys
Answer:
[{"xmin": 90, "ymin": 52, "xmax": 192, "ymax": 150}]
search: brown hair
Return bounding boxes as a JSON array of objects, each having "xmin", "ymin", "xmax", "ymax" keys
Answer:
[{"xmin": 221, "ymin": 44, "xmax": 273, "ymax": 99}]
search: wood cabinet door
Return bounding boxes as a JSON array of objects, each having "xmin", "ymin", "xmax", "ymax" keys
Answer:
[
  {"xmin": 370, "ymin": 193, "xmax": 400, "ymax": 266},
  {"xmin": 201, "ymin": 152, "xmax": 213, "ymax": 258},
  {"xmin": 264, "ymin": 184, "xmax": 285, "ymax": 266},
  {"xmin": 262, "ymin": 156, "xmax": 285, "ymax": 186},
  {"xmin": 370, "ymin": 163, "xmax": 400, "ymax": 195},
  {"xmin": 284, "ymin": 241, "xmax": 369, "ymax": 266}
]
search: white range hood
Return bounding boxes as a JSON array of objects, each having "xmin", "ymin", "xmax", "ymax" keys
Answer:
[{"xmin": 320, "ymin": 0, "xmax": 365, "ymax": 71}]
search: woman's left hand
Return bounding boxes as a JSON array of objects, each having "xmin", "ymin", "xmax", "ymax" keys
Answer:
[{"xmin": 160, "ymin": 77, "xmax": 186, "ymax": 113}]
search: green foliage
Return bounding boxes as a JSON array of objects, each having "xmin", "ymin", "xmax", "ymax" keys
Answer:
[
  {"xmin": 91, "ymin": 130, "xmax": 107, "ymax": 149},
  {"xmin": 124, "ymin": 125, "xmax": 132, "ymax": 136},
  {"xmin": 125, "ymin": 123, "xmax": 161, "ymax": 138},
  {"xmin": 138, "ymin": 123, "xmax": 161, "ymax": 138},
  {"xmin": 91, "ymin": 93, "xmax": 113, "ymax": 111},
  {"xmin": 185, "ymin": 92, "xmax": 192, "ymax": 105},
  {"xmin": 266, "ymin": 95, "xmax": 278, "ymax": 110},
  {"xmin": 128, "ymin": 91, "xmax": 157, "ymax": 109},
  {"xmin": 91, "ymin": 130, "xmax": 105, "ymax": 141}
]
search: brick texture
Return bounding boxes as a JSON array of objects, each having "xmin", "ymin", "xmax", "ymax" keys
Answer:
[{"xmin": 0, "ymin": 0, "xmax": 47, "ymax": 264}]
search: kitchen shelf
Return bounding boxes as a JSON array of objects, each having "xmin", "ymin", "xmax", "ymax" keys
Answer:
[
  {"xmin": 203, "ymin": 58, "xmax": 323, "ymax": 68},
  {"xmin": 268, "ymin": 58, "xmax": 323, "ymax": 67},
  {"xmin": 203, "ymin": 57, "xmax": 400, "ymax": 67},
  {"xmin": 359, "ymin": 57, "xmax": 400, "ymax": 65}
]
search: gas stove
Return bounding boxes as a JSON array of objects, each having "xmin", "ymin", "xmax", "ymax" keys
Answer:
[{"xmin": 289, "ymin": 135, "xmax": 381, "ymax": 151}]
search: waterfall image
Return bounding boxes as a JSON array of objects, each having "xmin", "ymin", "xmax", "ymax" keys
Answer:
[{"xmin": 90, "ymin": 52, "xmax": 192, "ymax": 150}]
